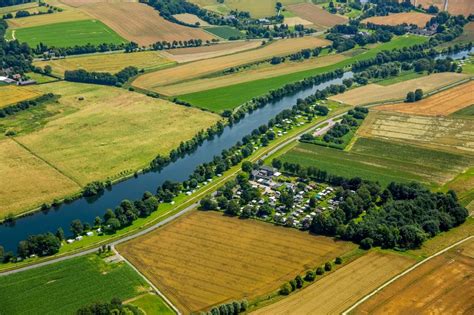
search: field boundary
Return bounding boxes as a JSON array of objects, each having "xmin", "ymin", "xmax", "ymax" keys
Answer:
[
  {"xmin": 112, "ymin": 247, "xmax": 180, "ymax": 315},
  {"xmin": 342, "ymin": 235, "xmax": 474, "ymax": 314}
]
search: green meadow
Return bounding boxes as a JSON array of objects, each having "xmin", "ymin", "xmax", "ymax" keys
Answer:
[
  {"xmin": 177, "ymin": 35, "xmax": 428, "ymax": 111},
  {"xmin": 0, "ymin": 255, "xmax": 152, "ymax": 314},
  {"xmin": 12, "ymin": 19, "xmax": 126, "ymax": 47},
  {"xmin": 205, "ymin": 26, "xmax": 243, "ymax": 39}
]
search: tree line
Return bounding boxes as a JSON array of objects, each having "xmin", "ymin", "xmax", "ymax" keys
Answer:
[
  {"xmin": 0, "ymin": 0, "xmax": 32, "ymax": 7},
  {"xmin": 0, "ymin": 93, "xmax": 55, "ymax": 118},
  {"xmin": 0, "ymin": 19, "xmax": 33, "ymax": 74},
  {"xmin": 76, "ymin": 298, "xmax": 141, "ymax": 315},
  {"xmin": 64, "ymin": 66, "xmax": 139, "ymax": 87}
]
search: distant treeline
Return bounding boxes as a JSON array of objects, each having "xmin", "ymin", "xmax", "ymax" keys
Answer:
[
  {"xmin": 0, "ymin": 93, "xmax": 56, "ymax": 118},
  {"xmin": 0, "ymin": 19, "xmax": 33, "ymax": 74},
  {"xmin": 64, "ymin": 66, "xmax": 139, "ymax": 86},
  {"xmin": 0, "ymin": 0, "xmax": 32, "ymax": 7}
]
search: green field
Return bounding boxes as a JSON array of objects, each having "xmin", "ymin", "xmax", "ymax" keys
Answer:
[
  {"xmin": 129, "ymin": 294, "xmax": 175, "ymax": 315},
  {"xmin": 450, "ymin": 104, "xmax": 474, "ymax": 118},
  {"xmin": 11, "ymin": 19, "xmax": 126, "ymax": 47},
  {"xmin": 177, "ymin": 35, "xmax": 428, "ymax": 111},
  {"xmin": 0, "ymin": 255, "xmax": 152, "ymax": 314},
  {"xmin": 277, "ymin": 137, "xmax": 471, "ymax": 187},
  {"xmin": 205, "ymin": 26, "xmax": 243, "ymax": 39}
]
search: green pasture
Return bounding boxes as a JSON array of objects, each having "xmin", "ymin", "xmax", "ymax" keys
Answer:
[
  {"xmin": 177, "ymin": 35, "xmax": 428, "ymax": 111},
  {"xmin": 0, "ymin": 255, "xmax": 151, "ymax": 314},
  {"xmin": 205, "ymin": 26, "xmax": 243, "ymax": 39},
  {"xmin": 12, "ymin": 19, "xmax": 126, "ymax": 48},
  {"xmin": 129, "ymin": 294, "xmax": 175, "ymax": 315}
]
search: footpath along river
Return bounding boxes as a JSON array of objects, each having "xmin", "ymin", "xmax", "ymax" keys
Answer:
[{"xmin": 1, "ymin": 47, "xmax": 471, "ymax": 252}]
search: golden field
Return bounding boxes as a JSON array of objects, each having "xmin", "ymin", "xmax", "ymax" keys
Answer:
[{"xmin": 0, "ymin": 85, "xmax": 41, "ymax": 109}]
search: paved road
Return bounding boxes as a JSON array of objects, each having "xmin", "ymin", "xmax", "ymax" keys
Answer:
[
  {"xmin": 342, "ymin": 235, "xmax": 474, "ymax": 314},
  {"xmin": 0, "ymin": 112, "xmax": 347, "ymax": 277}
]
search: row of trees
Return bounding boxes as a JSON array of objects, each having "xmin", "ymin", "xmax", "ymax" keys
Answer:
[
  {"xmin": 406, "ymin": 89, "xmax": 423, "ymax": 102},
  {"xmin": 64, "ymin": 66, "xmax": 139, "ymax": 87},
  {"xmin": 76, "ymin": 298, "xmax": 141, "ymax": 315},
  {"xmin": 0, "ymin": 0, "xmax": 32, "ymax": 7},
  {"xmin": 0, "ymin": 93, "xmax": 55, "ymax": 118},
  {"xmin": 205, "ymin": 299, "xmax": 248, "ymax": 315}
]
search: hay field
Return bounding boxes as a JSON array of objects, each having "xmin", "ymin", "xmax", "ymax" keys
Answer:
[
  {"xmin": 253, "ymin": 252, "xmax": 414, "ymax": 315},
  {"xmin": 330, "ymin": 72, "xmax": 469, "ymax": 106},
  {"xmin": 355, "ymin": 239, "xmax": 474, "ymax": 315},
  {"xmin": 358, "ymin": 111, "xmax": 474, "ymax": 155},
  {"xmin": 283, "ymin": 16, "xmax": 313, "ymax": 27},
  {"xmin": 118, "ymin": 211, "xmax": 356, "ymax": 314},
  {"xmin": 14, "ymin": 81, "xmax": 220, "ymax": 185},
  {"xmin": 0, "ymin": 2, "xmax": 39, "ymax": 14},
  {"xmin": 34, "ymin": 51, "xmax": 174, "ymax": 77},
  {"xmin": 133, "ymin": 36, "xmax": 331, "ymax": 90},
  {"xmin": 163, "ymin": 41, "xmax": 262, "ymax": 63},
  {"xmin": 288, "ymin": 3, "xmax": 347, "ymax": 29},
  {"xmin": 0, "ymin": 85, "xmax": 41, "ymax": 108},
  {"xmin": 0, "ymin": 139, "xmax": 80, "ymax": 216},
  {"xmin": 412, "ymin": 0, "xmax": 474, "ymax": 16},
  {"xmin": 158, "ymin": 54, "xmax": 346, "ymax": 96},
  {"xmin": 376, "ymin": 80, "xmax": 474, "ymax": 116},
  {"xmin": 363, "ymin": 12, "xmax": 433, "ymax": 28},
  {"xmin": 173, "ymin": 13, "xmax": 210, "ymax": 26},
  {"xmin": 78, "ymin": 2, "xmax": 215, "ymax": 46}
]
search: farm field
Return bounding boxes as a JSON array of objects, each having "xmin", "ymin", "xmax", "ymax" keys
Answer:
[
  {"xmin": 163, "ymin": 40, "xmax": 262, "ymax": 63},
  {"xmin": 6, "ymin": 5, "xmax": 91, "ymax": 29},
  {"xmin": 77, "ymin": 2, "xmax": 215, "ymax": 46},
  {"xmin": 175, "ymin": 35, "xmax": 429, "ymax": 110},
  {"xmin": 117, "ymin": 210, "xmax": 356, "ymax": 314},
  {"xmin": 329, "ymin": 72, "xmax": 469, "ymax": 106},
  {"xmin": 362, "ymin": 12, "xmax": 433, "ymax": 28},
  {"xmin": 287, "ymin": 3, "xmax": 347, "ymax": 29},
  {"xmin": 157, "ymin": 54, "xmax": 347, "ymax": 97},
  {"xmin": 451, "ymin": 104, "xmax": 474, "ymax": 118},
  {"xmin": 133, "ymin": 36, "xmax": 330, "ymax": 90},
  {"xmin": 376, "ymin": 80, "xmax": 474, "ymax": 116},
  {"xmin": 172, "ymin": 13, "xmax": 210, "ymax": 26},
  {"xmin": 33, "ymin": 51, "xmax": 174, "ymax": 77},
  {"xmin": 0, "ymin": 138, "xmax": 80, "ymax": 217},
  {"xmin": 278, "ymin": 138, "xmax": 472, "ymax": 187},
  {"xmin": 205, "ymin": 26, "xmax": 243, "ymax": 39},
  {"xmin": 128, "ymin": 293, "xmax": 175, "ymax": 315},
  {"xmin": 0, "ymin": 254, "xmax": 151, "ymax": 314},
  {"xmin": 0, "ymin": 2, "xmax": 39, "ymax": 14},
  {"xmin": 0, "ymin": 85, "xmax": 41, "ymax": 108},
  {"xmin": 283, "ymin": 16, "xmax": 313, "ymax": 26},
  {"xmin": 252, "ymin": 252, "xmax": 414, "ymax": 315},
  {"xmin": 354, "ymin": 239, "xmax": 474, "ymax": 315},
  {"xmin": 412, "ymin": 0, "xmax": 474, "ymax": 16},
  {"xmin": 358, "ymin": 111, "xmax": 474, "ymax": 155},
  {"xmin": 11, "ymin": 19, "xmax": 126, "ymax": 47},
  {"xmin": 12, "ymin": 81, "xmax": 220, "ymax": 186}
]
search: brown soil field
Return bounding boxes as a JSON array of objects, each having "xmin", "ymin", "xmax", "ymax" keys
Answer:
[
  {"xmin": 329, "ymin": 72, "xmax": 469, "ymax": 106},
  {"xmin": 172, "ymin": 13, "xmax": 210, "ymax": 26},
  {"xmin": 157, "ymin": 54, "xmax": 347, "ymax": 96},
  {"xmin": 283, "ymin": 17, "xmax": 313, "ymax": 27},
  {"xmin": 376, "ymin": 80, "xmax": 474, "ymax": 116},
  {"xmin": 357, "ymin": 111, "xmax": 474, "ymax": 154},
  {"xmin": 117, "ymin": 211, "xmax": 356, "ymax": 314},
  {"xmin": 0, "ymin": 139, "xmax": 80, "ymax": 216},
  {"xmin": 363, "ymin": 12, "xmax": 433, "ymax": 28},
  {"xmin": 163, "ymin": 41, "xmax": 262, "ymax": 63},
  {"xmin": 253, "ymin": 252, "xmax": 414, "ymax": 315},
  {"xmin": 77, "ymin": 2, "xmax": 215, "ymax": 46},
  {"xmin": 288, "ymin": 3, "xmax": 347, "ymax": 29},
  {"xmin": 33, "ymin": 51, "xmax": 174, "ymax": 77},
  {"xmin": 133, "ymin": 36, "xmax": 331, "ymax": 90},
  {"xmin": 412, "ymin": 0, "xmax": 474, "ymax": 16},
  {"xmin": 355, "ymin": 239, "xmax": 474, "ymax": 315},
  {"xmin": 0, "ymin": 85, "xmax": 41, "ymax": 108}
]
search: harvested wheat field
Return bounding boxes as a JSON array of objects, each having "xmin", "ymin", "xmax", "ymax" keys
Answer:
[
  {"xmin": 253, "ymin": 252, "xmax": 414, "ymax": 315},
  {"xmin": 133, "ymin": 36, "xmax": 331, "ymax": 90},
  {"xmin": 14, "ymin": 81, "xmax": 220, "ymax": 185},
  {"xmin": 412, "ymin": 0, "xmax": 474, "ymax": 16},
  {"xmin": 357, "ymin": 111, "xmax": 474, "ymax": 154},
  {"xmin": 173, "ymin": 13, "xmax": 210, "ymax": 26},
  {"xmin": 158, "ymin": 54, "xmax": 347, "ymax": 96},
  {"xmin": 0, "ymin": 139, "xmax": 80, "ymax": 216},
  {"xmin": 288, "ymin": 3, "xmax": 347, "ymax": 29},
  {"xmin": 376, "ymin": 80, "xmax": 474, "ymax": 116},
  {"xmin": 34, "ymin": 51, "xmax": 174, "ymax": 77},
  {"xmin": 355, "ymin": 239, "xmax": 474, "ymax": 315},
  {"xmin": 330, "ymin": 72, "xmax": 469, "ymax": 106},
  {"xmin": 0, "ymin": 85, "xmax": 41, "ymax": 108},
  {"xmin": 363, "ymin": 12, "xmax": 433, "ymax": 28},
  {"xmin": 163, "ymin": 41, "xmax": 262, "ymax": 63},
  {"xmin": 76, "ymin": 2, "xmax": 215, "ymax": 46},
  {"xmin": 283, "ymin": 17, "xmax": 313, "ymax": 27},
  {"xmin": 117, "ymin": 211, "xmax": 356, "ymax": 314}
]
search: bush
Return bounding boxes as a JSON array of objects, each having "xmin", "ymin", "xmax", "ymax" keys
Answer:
[
  {"xmin": 360, "ymin": 237, "xmax": 374, "ymax": 250},
  {"xmin": 305, "ymin": 270, "xmax": 316, "ymax": 281},
  {"xmin": 316, "ymin": 267, "xmax": 324, "ymax": 275},
  {"xmin": 335, "ymin": 257, "xmax": 343, "ymax": 264},
  {"xmin": 324, "ymin": 262, "xmax": 332, "ymax": 271},
  {"xmin": 279, "ymin": 283, "xmax": 292, "ymax": 295}
]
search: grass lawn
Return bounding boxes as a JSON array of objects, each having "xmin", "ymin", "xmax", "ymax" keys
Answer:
[
  {"xmin": 25, "ymin": 72, "xmax": 59, "ymax": 84},
  {"xmin": 0, "ymin": 254, "xmax": 151, "ymax": 314},
  {"xmin": 12, "ymin": 19, "xmax": 126, "ymax": 48},
  {"xmin": 204, "ymin": 26, "xmax": 243, "ymax": 39},
  {"xmin": 129, "ymin": 294, "xmax": 175, "ymax": 315},
  {"xmin": 375, "ymin": 71, "xmax": 427, "ymax": 86},
  {"xmin": 177, "ymin": 35, "xmax": 428, "ymax": 111}
]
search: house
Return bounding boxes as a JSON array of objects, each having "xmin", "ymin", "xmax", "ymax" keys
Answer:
[
  {"xmin": 17, "ymin": 79, "xmax": 36, "ymax": 86},
  {"xmin": 0, "ymin": 76, "xmax": 15, "ymax": 84}
]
